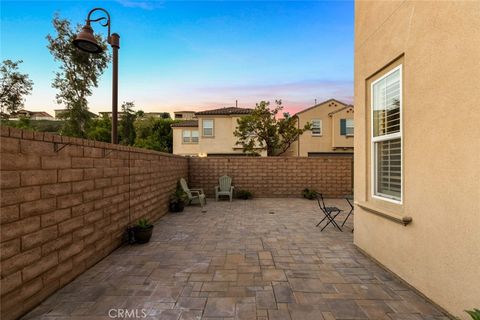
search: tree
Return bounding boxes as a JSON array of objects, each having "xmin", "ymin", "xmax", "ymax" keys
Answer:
[
  {"xmin": 0, "ymin": 60, "xmax": 34, "ymax": 117},
  {"xmin": 86, "ymin": 115, "xmax": 111, "ymax": 142},
  {"xmin": 234, "ymin": 100, "xmax": 310, "ymax": 156},
  {"xmin": 47, "ymin": 15, "xmax": 110, "ymax": 137},
  {"xmin": 134, "ymin": 117, "xmax": 177, "ymax": 152},
  {"xmin": 119, "ymin": 101, "xmax": 137, "ymax": 145}
]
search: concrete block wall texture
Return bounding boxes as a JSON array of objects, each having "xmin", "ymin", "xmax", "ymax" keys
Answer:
[
  {"xmin": 0, "ymin": 127, "xmax": 188, "ymax": 320},
  {"xmin": 188, "ymin": 156, "xmax": 353, "ymax": 198}
]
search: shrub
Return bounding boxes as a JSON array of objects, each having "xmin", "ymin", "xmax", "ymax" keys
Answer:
[
  {"xmin": 302, "ymin": 188, "xmax": 318, "ymax": 200},
  {"xmin": 136, "ymin": 218, "xmax": 153, "ymax": 229},
  {"xmin": 236, "ymin": 190, "xmax": 253, "ymax": 200},
  {"xmin": 466, "ymin": 309, "xmax": 480, "ymax": 320}
]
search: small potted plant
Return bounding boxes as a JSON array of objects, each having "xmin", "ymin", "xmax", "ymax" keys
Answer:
[
  {"xmin": 302, "ymin": 188, "xmax": 318, "ymax": 200},
  {"xmin": 169, "ymin": 182, "xmax": 188, "ymax": 212},
  {"xmin": 133, "ymin": 218, "xmax": 154, "ymax": 244},
  {"xmin": 236, "ymin": 189, "xmax": 253, "ymax": 200}
]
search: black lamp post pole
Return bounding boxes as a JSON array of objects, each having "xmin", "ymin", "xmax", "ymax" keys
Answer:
[
  {"xmin": 72, "ymin": 8, "xmax": 120, "ymax": 144},
  {"xmin": 110, "ymin": 33, "xmax": 120, "ymax": 144}
]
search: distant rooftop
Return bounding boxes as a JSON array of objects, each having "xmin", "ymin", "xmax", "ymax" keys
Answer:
[
  {"xmin": 171, "ymin": 120, "xmax": 199, "ymax": 127},
  {"xmin": 195, "ymin": 107, "xmax": 253, "ymax": 116}
]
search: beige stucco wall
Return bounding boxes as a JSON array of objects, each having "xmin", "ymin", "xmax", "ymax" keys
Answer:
[
  {"xmin": 174, "ymin": 112, "xmax": 196, "ymax": 120},
  {"xmin": 172, "ymin": 127, "xmax": 199, "ymax": 156},
  {"xmin": 173, "ymin": 116, "xmax": 267, "ymax": 156},
  {"xmin": 331, "ymin": 107, "xmax": 354, "ymax": 149},
  {"xmin": 288, "ymin": 100, "xmax": 354, "ymax": 157},
  {"xmin": 354, "ymin": 1, "xmax": 480, "ymax": 318}
]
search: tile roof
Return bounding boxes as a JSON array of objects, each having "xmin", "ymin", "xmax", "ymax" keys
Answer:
[
  {"xmin": 195, "ymin": 107, "xmax": 253, "ymax": 116},
  {"xmin": 171, "ymin": 120, "xmax": 199, "ymax": 127}
]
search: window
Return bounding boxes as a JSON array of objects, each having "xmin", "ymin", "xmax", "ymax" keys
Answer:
[
  {"xmin": 175, "ymin": 114, "xmax": 183, "ymax": 119},
  {"xmin": 346, "ymin": 119, "xmax": 354, "ymax": 136},
  {"xmin": 183, "ymin": 130, "xmax": 199, "ymax": 143},
  {"xmin": 191, "ymin": 130, "xmax": 199, "ymax": 143},
  {"xmin": 203, "ymin": 119, "xmax": 214, "ymax": 136},
  {"xmin": 183, "ymin": 130, "xmax": 191, "ymax": 143},
  {"xmin": 311, "ymin": 119, "xmax": 322, "ymax": 135},
  {"xmin": 371, "ymin": 65, "xmax": 402, "ymax": 203}
]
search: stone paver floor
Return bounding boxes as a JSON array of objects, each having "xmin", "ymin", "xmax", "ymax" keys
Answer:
[{"xmin": 24, "ymin": 198, "xmax": 448, "ymax": 320}]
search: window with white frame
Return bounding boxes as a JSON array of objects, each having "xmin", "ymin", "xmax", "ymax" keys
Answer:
[
  {"xmin": 191, "ymin": 130, "xmax": 199, "ymax": 143},
  {"xmin": 346, "ymin": 119, "xmax": 354, "ymax": 136},
  {"xmin": 311, "ymin": 119, "xmax": 322, "ymax": 135},
  {"xmin": 371, "ymin": 65, "xmax": 402, "ymax": 202},
  {"xmin": 183, "ymin": 130, "xmax": 199, "ymax": 143},
  {"xmin": 202, "ymin": 119, "xmax": 214, "ymax": 136}
]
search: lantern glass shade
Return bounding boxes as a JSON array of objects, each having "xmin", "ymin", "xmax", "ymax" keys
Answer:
[{"xmin": 73, "ymin": 25, "xmax": 103, "ymax": 54}]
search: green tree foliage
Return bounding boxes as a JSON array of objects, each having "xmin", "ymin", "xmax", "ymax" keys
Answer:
[
  {"xmin": 234, "ymin": 100, "xmax": 310, "ymax": 156},
  {"xmin": 1, "ymin": 118, "xmax": 64, "ymax": 132},
  {"xmin": 160, "ymin": 112, "xmax": 171, "ymax": 119},
  {"xmin": 0, "ymin": 60, "xmax": 34, "ymax": 117},
  {"xmin": 86, "ymin": 115, "xmax": 111, "ymax": 142},
  {"xmin": 134, "ymin": 117, "xmax": 177, "ymax": 152},
  {"xmin": 47, "ymin": 15, "xmax": 110, "ymax": 137},
  {"xmin": 119, "ymin": 102, "xmax": 137, "ymax": 145}
]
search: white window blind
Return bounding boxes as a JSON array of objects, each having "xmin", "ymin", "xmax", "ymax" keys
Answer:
[
  {"xmin": 183, "ymin": 130, "xmax": 191, "ymax": 143},
  {"xmin": 203, "ymin": 120, "xmax": 213, "ymax": 136},
  {"xmin": 191, "ymin": 130, "xmax": 199, "ymax": 143},
  {"xmin": 311, "ymin": 119, "xmax": 322, "ymax": 135},
  {"xmin": 372, "ymin": 66, "xmax": 402, "ymax": 202},
  {"xmin": 346, "ymin": 119, "xmax": 354, "ymax": 136}
]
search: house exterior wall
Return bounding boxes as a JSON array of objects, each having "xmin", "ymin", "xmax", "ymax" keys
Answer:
[
  {"xmin": 174, "ymin": 112, "xmax": 196, "ymax": 120},
  {"xmin": 354, "ymin": 1, "xmax": 480, "ymax": 318},
  {"xmin": 172, "ymin": 127, "xmax": 200, "ymax": 156},
  {"xmin": 173, "ymin": 115, "xmax": 267, "ymax": 157},
  {"xmin": 0, "ymin": 127, "xmax": 188, "ymax": 320},
  {"xmin": 331, "ymin": 107, "xmax": 354, "ymax": 149},
  {"xmin": 287, "ymin": 100, "xmax": 354, "ymax": 157}
]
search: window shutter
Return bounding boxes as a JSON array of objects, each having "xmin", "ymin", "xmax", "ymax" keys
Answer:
[{"xmin": 340, "ymin": 119, "xmax": 346, "ymax": 135}]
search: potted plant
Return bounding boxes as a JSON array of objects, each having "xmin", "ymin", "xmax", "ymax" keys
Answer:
[
  {"xmin": 302, "ymin": 188, "xmax": 318, "ymax": 200},
  {"xmin": 169, "ymin": 182, "xmax": 188, "ymax": 212},
  {"xmin": 236, "ymin": 189, "xmax": 253, "ymax": 200},
  {"xmin": 133, "ymin": 218, "xmax": 154, "ymax": 244}
]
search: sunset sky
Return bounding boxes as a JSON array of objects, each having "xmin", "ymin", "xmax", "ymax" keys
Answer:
[{"xmin": 1, "ymin": 0, "xmax": 354, "ymax": 116}]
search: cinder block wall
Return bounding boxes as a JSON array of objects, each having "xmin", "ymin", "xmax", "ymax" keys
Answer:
[
  {"xmin": 0, "ymin": 127, "xmax": 188, "ymax": 320},
  {"xmin": 188, "ymin": 156, "xmax": 352, "ymax": 198}
]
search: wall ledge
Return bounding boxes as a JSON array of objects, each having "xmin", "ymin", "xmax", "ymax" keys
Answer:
[{"xmin": 356, "ymin": 201, "xmax": 412, "ymax": 226}]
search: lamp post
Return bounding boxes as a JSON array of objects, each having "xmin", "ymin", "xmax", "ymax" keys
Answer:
[{"xmin": 73, "ymin": 8, "xmax": 120, "ymax": 144}]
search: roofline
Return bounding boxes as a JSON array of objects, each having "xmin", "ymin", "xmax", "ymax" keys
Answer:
[
  {"xmin": 194, "ymin": 108, "xmax": 253, "ymax": 116},
  {"xmin": 294, "ymin": 98, "xmax": 351, "ymax": 116}
]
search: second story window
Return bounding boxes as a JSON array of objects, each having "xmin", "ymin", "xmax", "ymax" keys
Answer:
[
  {"xmin": 183, "ymin": 130, "xmax": 199, "ymax": 144},
  {"xmin": 203, "ymin": 119, "xmax": 214, "ymax": 137},
  {"xmin": 340, "ymin": 118, "xmax": 354, "ymax": 136},
  {"xmin": 183, "ymin": 130, "xmax": 191, "ymax": 143},
  {"xmin": 311, "ymin": 119, "xmax": 322, "ymax": 136},
  {"xmin": 191, "ymin": 130, "xmax": 199, "ymax": 143},
  {"xmin": 346, "ymin": 119, "xmax": 354, "ymax": 136}
]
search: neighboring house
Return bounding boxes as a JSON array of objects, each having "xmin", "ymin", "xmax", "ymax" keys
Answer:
[
  {"xmin": 98, "ymin": 111, "xmax": 168, "ymax": 119},
  {"xmin": 55, "ymin": 109, "xmax": 98, "ymax": 119},
  {"xmin": 285, "ymin": 99, "xmax": 354, "ymax": 157},
  {"xmin": 174, "ymin": 111, "xmax": 196, "ymax": 120},
  {"xmin": 10, "ymin": 110, "xmax": 54, "ymax": 120},
  {"xmin": 172, "ymin": 107, "xmax": 266, "ymax": 157},
  {"xmin": 354, "ymin": 1, "xmax": 479, "ymax": 318}
]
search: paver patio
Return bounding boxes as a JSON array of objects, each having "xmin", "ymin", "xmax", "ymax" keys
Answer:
[{"xmin": 23, "ymin": 198, "xmax": 448, "ymax": 320}]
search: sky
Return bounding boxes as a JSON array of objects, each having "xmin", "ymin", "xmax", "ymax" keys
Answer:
[{"xmin": 0, "ymin": 0, "xmax": 354, "ymax": 116}]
